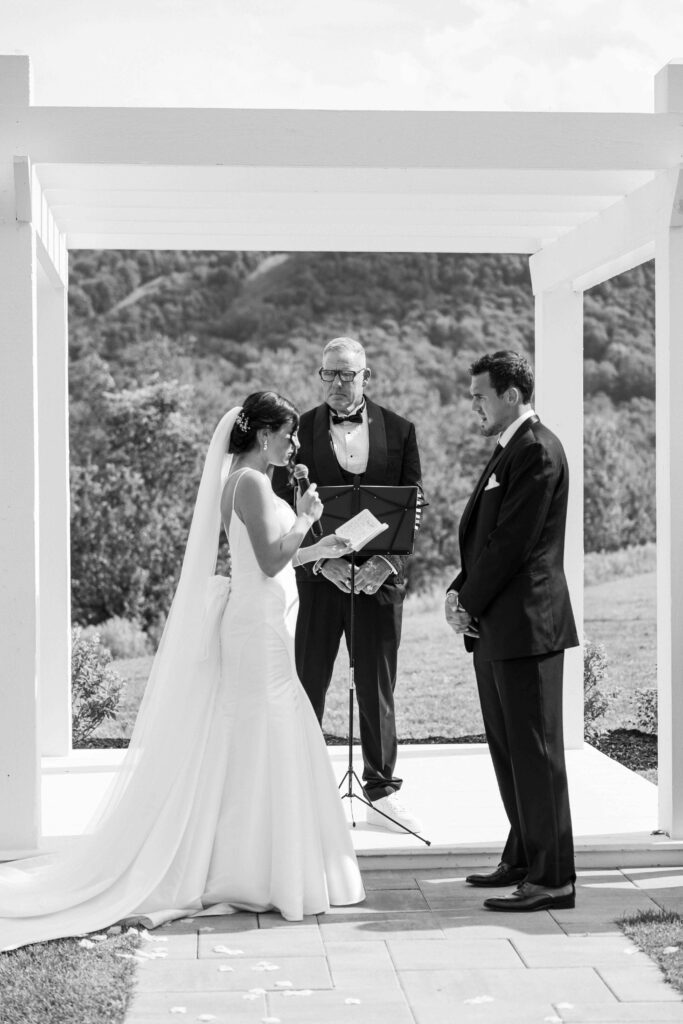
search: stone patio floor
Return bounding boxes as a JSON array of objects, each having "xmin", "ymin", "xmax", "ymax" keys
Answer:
[{"xmin": 125, "ymin": 866, "xmax": 683, "ymax": 1024}]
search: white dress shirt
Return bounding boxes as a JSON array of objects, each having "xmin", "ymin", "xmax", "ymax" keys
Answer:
[
  {"xmin": 328, "ymin": 402, "xmax": 369, "ymax": 474},
  {"xmin": 499, "ymin": 408, "xmax": 536, "ymax": 448}
]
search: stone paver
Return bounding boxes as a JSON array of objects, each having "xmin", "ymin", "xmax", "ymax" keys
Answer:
[{"xmin": 124, "ymin": 868, "xmax": 683, "ymax": 1024}]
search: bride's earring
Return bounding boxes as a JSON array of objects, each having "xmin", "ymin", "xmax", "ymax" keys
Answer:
[{"xmin": 263, "ymin": 438, "xmax": 268, "ymax": 451}]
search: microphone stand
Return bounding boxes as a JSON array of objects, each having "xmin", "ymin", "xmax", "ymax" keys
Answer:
[{"xmin": 334, "ymin": 486, "xmax": 430, "ymax": 847}]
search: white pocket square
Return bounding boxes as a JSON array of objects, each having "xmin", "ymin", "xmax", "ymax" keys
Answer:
[{"xmin": 484, "ymin": 473, "xmax": 500, "ymax": 491}]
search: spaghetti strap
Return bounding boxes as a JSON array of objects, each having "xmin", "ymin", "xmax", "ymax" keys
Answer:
[{"xmin": 229, "ymin": 467, "xmax": 255, "ymax": 513}]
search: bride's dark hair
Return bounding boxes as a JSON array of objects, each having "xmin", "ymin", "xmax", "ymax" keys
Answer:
[{"xmin": 228, "ymin": 391, "xmax": 300, "ymax": 455}]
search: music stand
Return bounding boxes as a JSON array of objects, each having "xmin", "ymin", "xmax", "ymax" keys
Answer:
[{"xmin": 317, "ymin": 482, "xmax": 431, "ymax": 846}]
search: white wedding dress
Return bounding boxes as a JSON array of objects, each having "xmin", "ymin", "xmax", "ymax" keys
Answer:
[{"xmin": 0, "ymin": 412, "xmax": 363, "ymax": 952}]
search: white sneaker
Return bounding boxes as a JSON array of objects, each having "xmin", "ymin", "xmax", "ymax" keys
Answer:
[{"xmin": 365, "ymin": 793, "xmax": 423, "ymax": 834}]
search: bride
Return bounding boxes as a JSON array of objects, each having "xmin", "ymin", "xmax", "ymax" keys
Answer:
[{"xmin": 0, "ymin": 392, "xmax": 364, "ymax": 951}]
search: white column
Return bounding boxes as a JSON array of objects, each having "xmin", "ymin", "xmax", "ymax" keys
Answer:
[
  {"xmin": 654, "ymin": 194, "xmax": 683, "ymax": 836},
  {"xmin": 37, "ymin": 264, "xmax": 72, "ymax": 755},
  {"xmin": 654, "ymin": 60, "xmax": 683, "ymax": 838},
  {"xmin": 533, "ymin": 284, "xmax": 585, "ymax": 749},
  {"xmin": 0, "ymin": 56, "xmax": 41, "ymax": 853}
]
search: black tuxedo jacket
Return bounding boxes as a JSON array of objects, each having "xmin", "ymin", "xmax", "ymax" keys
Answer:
[
  {"xmin": 273, "ymin": 397, "xmax": 422, "ymax": 604},
  {"xmin": 450, "ymin": 416, "xmax": 579, "ymax": 661}
]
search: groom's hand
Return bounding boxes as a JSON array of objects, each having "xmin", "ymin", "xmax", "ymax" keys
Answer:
[
  {"xmin": 354, "ymin": 557, "xmax": 392, "ymax": 595},
  {"xmin": 320, "ymin": 558, "xmax": 353, "ymax": 592},
  {"xmin": 445, "ymin": 592, "xmax": 476, "ymax": 634}
]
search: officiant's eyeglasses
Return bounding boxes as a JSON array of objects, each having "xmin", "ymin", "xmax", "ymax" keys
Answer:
[{"xmin": 318, "ymin": 368, "xmax": 366, "ymax": 383}]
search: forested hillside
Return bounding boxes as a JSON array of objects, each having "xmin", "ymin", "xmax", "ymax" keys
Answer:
[{"xmin": 68, "ymin": 250, "xmax": 655, "ymax": 633}]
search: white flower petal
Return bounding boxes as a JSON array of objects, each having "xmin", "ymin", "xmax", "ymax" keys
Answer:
[
  {"xmin": 78, "ymin": 939, "xmax": 95, "ymax": 949},
  {"xmin": 169, "ymin": 1008, "xmax": 187, "ymax": 1015},
  {"xmin": 248, "ymin": 988, "xmax": 266, "ymax": 995},
  {"xmin": 218, "ymin": 965, "xmax": 234, "ymax": 972},
  {"xmin": 663, "ymin": 946, "xmax": 679, "ymax": 955},
  {"xmin": 344, "ymin": 997, "xmax": 362, "ymax": 1005},
  {"xmin": 464, "ymin": 995, "xmax": 494, "ymax": 1005},
  {"xmin": 274, "ymin": 981, "xmax": 293, "ymax": 988},
  {"xmin": 196, "ymin": 1016, "xmax": 217, "ymax": 1022}
]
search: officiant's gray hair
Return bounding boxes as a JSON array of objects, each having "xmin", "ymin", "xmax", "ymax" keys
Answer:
[{"xmin": 323, "ymin": 337, "xmax": 367, "ymax": 365}]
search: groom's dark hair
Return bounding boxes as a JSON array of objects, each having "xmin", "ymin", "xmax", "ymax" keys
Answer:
[{"xmin": 470, "ymin": 351, "xmax": 534, "ymax": 404}]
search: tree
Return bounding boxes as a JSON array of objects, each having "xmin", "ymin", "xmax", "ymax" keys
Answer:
[{"xmin": 70, "ymin": 381, "xmax": 204, "ymax": 632}]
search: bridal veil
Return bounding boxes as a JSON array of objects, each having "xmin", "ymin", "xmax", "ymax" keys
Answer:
[{"xmin": 0, "ymin": 408, "xmax": 240, "ymax": 949}]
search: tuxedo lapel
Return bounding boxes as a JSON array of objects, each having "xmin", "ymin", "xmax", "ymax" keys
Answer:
[
  {"xmin": 311, "ymin": 404, "xmax": 345, "ymax": 484},
  {"xmin": 459, "ymin": 444, "xmax": 505, "ymax": 540},
  {"xmin": 363, "ymin": 398, "xmax": 388, "ymax": 481},
  {"xmin": 459, "ymin": 415, "xmax": 540, "ymax": 541}
]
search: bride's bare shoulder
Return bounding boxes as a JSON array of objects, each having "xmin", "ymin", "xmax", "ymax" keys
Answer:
[{"xmin": 221, "ymin": 467, "xmax": 269, "ymax": 517}]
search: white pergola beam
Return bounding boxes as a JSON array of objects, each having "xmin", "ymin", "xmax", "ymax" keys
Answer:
[
  {"xmin": 36, "ymin": 164, "xmax": 655, "ymax": 197},
  {"xmin": 64, "ymin": 231, "xmax": 545, "ymax": 253},
  {"xmin": 44, "ymin": 190, "xmax": 619, "ymax": 215},
  {"xmin": 12, "ymin": 156, "xmax": 68, "ymax": 288},
  {"xmin": 2, "ymin": 108, "xmax": 681, "ymax": 170},
  {"xmin": 529, "ymin": 174, "xmax": 674, "ymax": 293}
]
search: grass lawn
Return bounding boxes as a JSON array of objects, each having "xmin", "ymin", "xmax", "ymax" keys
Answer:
[
  {"xmin": 620, "ymin": 908, "xmax": 683, "ymax": 997},
  {"xmin": 95, "ymin": 570, "xmax": 656, "ymax": 744},
  {"xmin": 0, "ymin": 929, "xmax": 140, "ymax": 1024}
]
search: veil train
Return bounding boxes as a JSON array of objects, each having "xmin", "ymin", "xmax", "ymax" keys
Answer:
[{"xmin": 0, "ymin": 408, "xmax": 241, "ymax": 950}]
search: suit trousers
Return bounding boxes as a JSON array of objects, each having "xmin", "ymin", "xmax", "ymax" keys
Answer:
[
  {"xmin": 473, "ymin": 646, "xmax": 576, "ymax": 887},
  {"xmin": 295, "ymin": 578, "xmax": 403, "ymax": 801}
]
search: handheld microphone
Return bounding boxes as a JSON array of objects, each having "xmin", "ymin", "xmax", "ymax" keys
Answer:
[{"xmin": 293, "ymin": 464, "xmax": 323, "ymax": 538}]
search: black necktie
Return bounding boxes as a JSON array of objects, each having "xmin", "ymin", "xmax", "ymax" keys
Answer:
[{"xmin": 330, "ymin": 406, "xmax": 364, "ymax": 425}]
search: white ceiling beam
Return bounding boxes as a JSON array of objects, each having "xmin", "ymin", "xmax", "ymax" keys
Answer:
[
  {"xmin": 529, "ymin": 170, "xmax": 679, "ymax": 294},
  {"xmin": 66, "ymin": 231, "xmax": 542, "ymax": 254},
  {"xmin": 51, "ymin": 207, "xmax": 587, "ymax": 231},
  {"xmin": 35, "ymin": 163, "xmax": 653, "ymax": 197},
  {"xmin": 7, "ymin": 109, "xmax": 681, "ymax": 169},
  {"xmin": 12, "ymin": 155, "xmax": 67, "ymax": 287},
  {"xmin": 45, "ymin": 191, "xmax": 616, "ymax": 216}
]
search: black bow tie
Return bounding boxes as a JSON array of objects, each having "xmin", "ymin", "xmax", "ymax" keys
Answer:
[{"xmin": 330, "ymin": 407, "xmax": 364, "ymax": 425}]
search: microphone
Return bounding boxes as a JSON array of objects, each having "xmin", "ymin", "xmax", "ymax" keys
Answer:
[{"xmin": 293, "ymin": 464, "xmax": 323, "ymax": 538}]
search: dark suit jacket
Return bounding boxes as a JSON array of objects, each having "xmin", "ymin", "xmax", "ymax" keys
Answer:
[
  {"xmin": 273, "ymin": 397, "xmax": 422, "ymax": 604},
  {"xmin": 450, "ymin": 416, "xmax": 579, "ymax": 661}
]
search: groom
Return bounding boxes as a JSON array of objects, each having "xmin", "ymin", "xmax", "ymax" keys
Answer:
[
  {"xmin": 446, "ymin": 350, "xmax": 579, "ymax": 912},
  {"xmin": 274, "ymin": 337, "xmax": 423, "ymax": 834}
]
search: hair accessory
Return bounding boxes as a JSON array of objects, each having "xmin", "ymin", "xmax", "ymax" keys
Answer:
[{"xmin": 235, "ymin": 411, "xmax": 250, "ymax": 433}]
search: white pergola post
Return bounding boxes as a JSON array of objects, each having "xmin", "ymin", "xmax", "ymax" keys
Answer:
[
  {"xmin": 36, "ymin": 263, "xmax": 71, "ymax": 755},
  {"xmin": 0, "ymin": 58, "xmax": 41, "ymax": 853},
  {"xmin": 533, "ymin": 284, "xmax": 585, "ymax": 749},
  {"xmin": 655, "ymin": 60, "xmax": 683, "ymax": 837}
]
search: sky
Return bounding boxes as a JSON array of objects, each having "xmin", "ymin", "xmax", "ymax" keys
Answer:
[{"xmin": 1, "ymin": 0, "xmax": 682, "ymax": 112}]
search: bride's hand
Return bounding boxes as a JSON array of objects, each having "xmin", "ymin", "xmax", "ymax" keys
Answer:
[
  {"xmin": 316, "ymin": 535, "xmax": 354, "ymax": 560},
  {"xmin": 296, "ymin": 483, "xmax": 323, "ymax": 522}
]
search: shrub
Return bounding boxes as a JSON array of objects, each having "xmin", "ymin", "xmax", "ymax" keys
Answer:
[
  {"xmin": 583, "ymin": 542, "xmax": 656, "ymax": 587},
  {"xmin": 631, "ymin": 687, "xmax": 658, "ymax": 735},
  {"xmin": 71, "ymin": 628, "xmax": 123, "ymax": 745},
  {"xmin": 81, "ymin": 616, "xmax": 151, "ymax": 660},
  {"xmin": 584, "ymin": 639, "xmax": 615, "ymax": 742}
]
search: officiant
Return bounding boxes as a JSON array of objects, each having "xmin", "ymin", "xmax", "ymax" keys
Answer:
[{"xmin": 273, "ymin": 337, "xmax": 424, "ymax": 833}]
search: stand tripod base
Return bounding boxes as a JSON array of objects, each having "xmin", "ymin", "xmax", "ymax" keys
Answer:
[{"xmin": 338, "ymin": 768, "xmax": 431, "ymax": 846}]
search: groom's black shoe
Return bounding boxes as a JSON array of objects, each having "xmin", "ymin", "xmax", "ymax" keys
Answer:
[
  {"xmin": 484, "ymin": 881, "xmax": 576, "ymax": 912},
  {"xmin": 465, "ymin": 862, "xmax": 527, "ymax": 888}
]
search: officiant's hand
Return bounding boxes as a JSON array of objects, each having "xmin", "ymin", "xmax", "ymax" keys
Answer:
[
  {"xmin": 320, "ymin": 557, "xmax": 354, "ymax": 592},
  {"xmin": 354, "ymin": 556, "xmax": 392, "ymax": 595}
]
